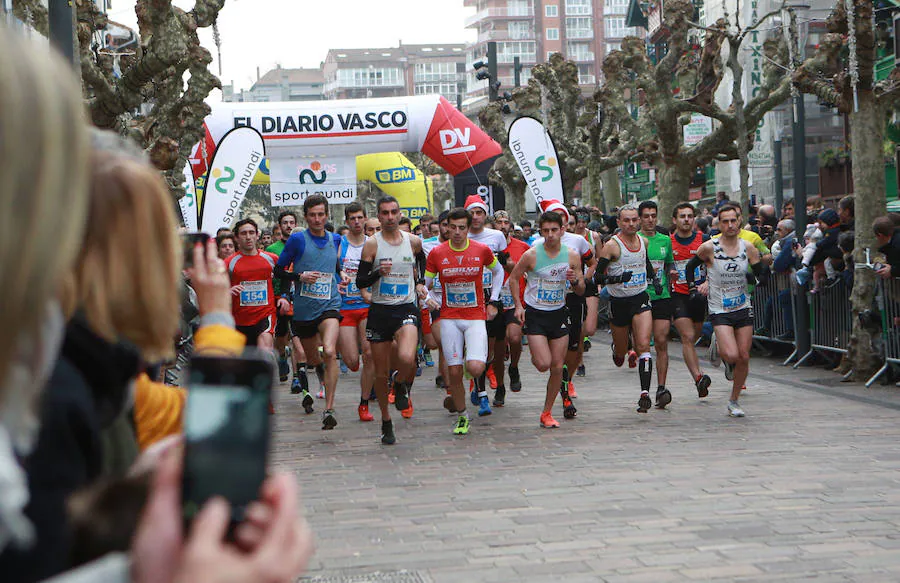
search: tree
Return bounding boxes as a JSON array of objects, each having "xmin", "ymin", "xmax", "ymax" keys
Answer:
[
  {"xmin": 601, "ymin": 0, "xmax": 792, "ymax": 220},
  {"xmin": 794, "ymin": 0, "xmax": 900, "ymax": 379},
  {"xmin": 13, "ymin": 0, "xmax": 226, "ymax": 196}
]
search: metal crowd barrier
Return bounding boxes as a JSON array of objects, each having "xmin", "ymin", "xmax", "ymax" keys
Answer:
[
  {"xmin": 793, "ymin": 277, "xmax": 853, "ymax": 369},
  {"xmin": 866, "ymin": 277, "xmax": 900, "ymax": 387},
  {"xmin": 751, "ymin": 271, "xmax": 801, "ymax": 365}
]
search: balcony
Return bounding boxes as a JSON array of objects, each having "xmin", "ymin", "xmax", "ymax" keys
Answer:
[
  {"xmin": 578, "ymin": 74, "xmax": 597, "ymax": 85},
  {"xmin": 569, "ymin": 51, "xmax": 595, "ymax": 62},
  {"xmin": 477, "ymin": 29, "xmax": 535, "ymax": 43},
  {"xmin": 497, "ymin": 53, "xmax": 537, "ymax": 64},
  {"xmin": 566, "ymin": 28, "xmax": 594, "ymax": 39},
  {"xmin": 413, "ymin": 74, "xmax": 465, "ymax": 84},
  {"xmin": 465, "ymin": 6, "xmax": 535, "ymax": 27}
]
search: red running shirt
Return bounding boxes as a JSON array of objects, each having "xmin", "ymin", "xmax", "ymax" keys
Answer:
[
  {"xmin": 670, "ymin": 231, "xmax": 706, "ymax": 295},
  {"xmin": 226, "ymin": 251, "xmax": 279, "ymax": 326},
  {"xmin": 425, "ymin": 240, "xmax": 497, "ymax": 320},
  {"xmin": 501, "ymin": 237, "xmax": 530, "ymax": 309}
]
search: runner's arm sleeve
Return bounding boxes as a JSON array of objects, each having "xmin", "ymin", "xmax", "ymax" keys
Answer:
[
  {"xmin": 685, "ymin": 256, "xmax": 703, "ymax": 290},
  {"xmin": 750, "ymin": 261, "xmax": 770, "ymax": 286},
  {"xmin": 355, "ymin": 260, "xmax": 381, "ymax": 288},
  {"xmin": 415, "ymin": 250, "xmax": 427, "ymax": 285},
  {"xmin": 275, "ymin": 234, "xmax": 303, "ymax": 281},
  {"xmin": 590, "ymin": 256, "xmax": 611, "ymax": 285},
  {"xmin": 274, "ymin": 264, "xmax": 300, "ymax": 282},
  {"xmin": 489, "ymin": 259, "xmax": 504, "ymax": 302}
]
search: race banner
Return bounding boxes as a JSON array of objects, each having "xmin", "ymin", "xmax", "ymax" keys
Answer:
[
  {"xmin": 198, "ymin": 126, "xmax": 266, "ymax": 234},
  {"xmin": 507, "ymin": 116, "xmax": 564, "ymax": 206},
  {"xmin": 269, "ymin": 155, "xmax": 357, "ymax": 207},
  {"xmin": 357, "ymin": 152, "xmax": 433, "ymax": 226},
  {"xmin": 179, "ymin": 162, "xmax": 198, "ymax": 231}
]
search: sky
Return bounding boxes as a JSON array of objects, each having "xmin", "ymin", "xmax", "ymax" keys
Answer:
[{"xmin": 108, "ymin": 0, "xmax": 476, "ymax": 95}]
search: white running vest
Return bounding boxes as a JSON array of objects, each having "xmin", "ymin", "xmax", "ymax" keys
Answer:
[
  {"xmin": 707, "ymin": 238, "xmax": 751, "ymax": 315},
  {"xmin": 524, "ymin": 243, "xmax": 570, "ymax": 311},
  {"xmin": 370, "ymin": 231, "xmax": 418, "ymax": 306},
  {"xmin": 606, "ymin": 235, "xmax": 648, "ymax": 298}
]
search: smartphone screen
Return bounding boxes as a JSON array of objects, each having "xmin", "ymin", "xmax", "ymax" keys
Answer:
[
  {"xmin": 182, "ymin": 355, "xmax": 272, "ymax": 524},
  {"xmin": 182, "ymin": 232, "xmax": 211, "ymax": 269}
]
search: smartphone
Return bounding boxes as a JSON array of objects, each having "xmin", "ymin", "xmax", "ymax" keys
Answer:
[
  {"xmin": 182, "ymin": 353, "xmax": 273, "ymax": 528},
  {"xmin": 182, "ymin": 232, "xmax": 211, "ymax": 269}
]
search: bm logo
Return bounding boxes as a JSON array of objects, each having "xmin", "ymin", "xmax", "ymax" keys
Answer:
[
  {"xmin": 404, "ymin": 207, "xmax": 429, "ymax": 219},
  {"xmin": 376, "ymin": 167, "xmax": 416, "ymax": 183}
]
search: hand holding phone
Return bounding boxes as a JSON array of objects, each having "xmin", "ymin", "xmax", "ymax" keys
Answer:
[{"xmin": 182, "ymin": 232, "xmax": 211, "ymax": 269}]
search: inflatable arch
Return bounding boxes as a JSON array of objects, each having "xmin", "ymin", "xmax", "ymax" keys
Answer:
[{"xmin": 190, "ymin": 95, "xmax": 500, "ymax": 216}]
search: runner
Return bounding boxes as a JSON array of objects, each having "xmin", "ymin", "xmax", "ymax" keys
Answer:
[
  {"xmin": 532, "ymin": 200, "xmax": 595, "ymax": 402},
  {"xmin": 216, "ymin": 232, "xmax": 235, "ymax": 260},
  {"xmin": 464, "ymin": 195, "xmax": 508, "ymax": 412},
  {"xmin": 356, "ymin": 195, "xmax": 429, "ymax": 445},
  {"xmin": 572, "ymin": 207, "xmax": 603, "ymax": 373},
  {"xmin": 491, "ymin": 210, "xmax": 531, "ymax": 398},
  {"xmin": 637, "ymin": 201, "xmax": 677, "ymax": 408},
  {"xmin": 266, "ymin": 211, "xmax": 310, "ymax": 396},
  {"xmin": 337, "ymin": 202, "xmax": 376, "ymax": 423},
  {"xmin": 425, "ymin": 207, "xmax": 504, "ymax": 434},
  {"xmin": 686, "ymin": 203, "xmax": 767, "ymax": 417},
  {"xmin": 226, "ymin": 219, "xmax": 280, "ymax": 352},
  {"xmin": 275, "ymin": 195, "xmax": 346, "ymax": 430},
  {"xmin": 423, "ymin": 210, "xmax": 451, "ymax": 391},
  {"xmin": 365, "ymin": 217, "xmax": 381, "ymax": 237},
  {"xmin": 669, "ymin": 202, "xmax": 713, "ymax": 398},
  {"xmin": 509, "ymin": 210, "xmax": 586, "ymax": 427},
  {"xmin": 591, "ymin": 204, "xmax": 663, "ymax": 413}
]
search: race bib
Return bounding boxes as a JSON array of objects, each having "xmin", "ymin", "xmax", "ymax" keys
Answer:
[
  {"xmin": 433, "ymin": 274, "xmax": 442, "ymax": 292},
  {"xmin": 446, "ymin": 281, "xmax": 478, "ymax": 308},
  {"xmin": 299, "ymin": 273, "xmax": 332, "ymax": 300},
  {"xmin": 651, "ymin": 260, "xmax": 665, "ymax": 275},
  {"xmin": 378, "ymin": 273, "xmax": 410, "ymax": 300},
  {"xmin": 343, "ymin": 269, "xmax": 361, "ymax": 298},
  {"xmin": 500, "ymin": 284, "xmax": 515, "ymax": 310},
  {"xmin": 623, "ymin": 271, "xmax": 646, "ymax": 289},
  {"xmin": 240, "ymin": 280, "xmax": 268, "ymax": 306},
  {"xmin": 536, "ymin": 279, "xmax": 565, "ymax": 307},
  {"xmin": 482, "ymin": 268, "xmax": 492, "ymax": 288},
  {"xmin": 674, "ymin": 260, "xmax": 702, "ymax": 285},
  {"xmin": 722, "ymin": 286, "xmax": 747, "ymax": 312}
]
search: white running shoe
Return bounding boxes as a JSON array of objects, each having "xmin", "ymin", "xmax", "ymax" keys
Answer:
[
  {"xmin": 728, "ymin": 400, "xmax": 745, "ymax": 417},
  {"xmin": 708, "ymin": 331, "xmax": 720, "ymax": 366}
]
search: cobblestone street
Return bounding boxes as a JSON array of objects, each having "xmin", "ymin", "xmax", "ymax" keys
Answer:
[{"xmin": 272, "ymin": 337, "xmax": 900, "ymax": 582}]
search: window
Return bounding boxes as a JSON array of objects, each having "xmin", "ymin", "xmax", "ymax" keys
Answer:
[
  {"xmin": 547, "ymin": 51, "xmax": 555, "ymax": 61},
  {"xmin": 546, "ymin": 27, "xmax": 559, "ymax": 40},
  {"xmin": 508, "ymin": 20, "xmax": 534, "ymax": 39},
  {"xmin": 336, "ymin": 67, "xmax": 403, "ymax": 87},
  {"xmin": 605, "ymin": 42, "xmax": 621, "ymax": 54},
  {"xmin": 415, "ymin": 82, "xmax": 460, "ymax": 100},
  {"xmin": 565, "ymin": 0, "xmax": 592, "ymax": 15},
  {"xmin": 496, "ymin": 41, "xmax": 537, "ymax": 63},
  {"xmin": 414, "ymin": 61, "xmax": 459, "ymax": 83},
  {"xmin": 565, "ymin": 16, "xmax": 593, "ymax": 38},
  {"xmin": 508, "ymin": 0, "xmax": 531, "ymax": 16},
  {"xmin": 604, "ymin": 0, "xmax": 628, "ymax": 11},
  {"xmin": 567, "ymin": 41, "xmax": 593, "ymax": 61},
  {"xmin": 604, "ymin": 17, "xmax": 637, "ymax": 38},
  {"xmin": 545, "ymin": 4, "xmax": 558, "ymax": 17}
]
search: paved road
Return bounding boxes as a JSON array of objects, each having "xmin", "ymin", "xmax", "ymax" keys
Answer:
[{"xmin": 271, "ymin": 336, "xmax": 900, "ymax": 582}]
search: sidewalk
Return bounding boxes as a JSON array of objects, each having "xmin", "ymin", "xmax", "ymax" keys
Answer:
[{"xmin": 272, "ymin": 335, "xmax": 900, "ymax": 582}]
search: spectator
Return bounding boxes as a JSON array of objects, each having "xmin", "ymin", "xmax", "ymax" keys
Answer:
[
  {"xmin": 712, "ymin": 191, "xmax": 730, "ymax": 216},
  {"xmin": 771, "ymin": 219, "xmax": 796, "ymax": 267},
  {"xmin": 695, "ymin": 217, "xmax": 710, "ymax": 235},
  {"xmin": 874, "ymin": 216, "xmax": 900, "ymax": 279},
  {"xmin": 754, "ymin": 204, "xmax": 777, "ymax": 243},
  {"xmin": 796, "ymin": 209, "xmax": 841, "ymax": 287},
  {"xmin": 759, "ymin": 219, "xmax": 797, "ymax": 340},
  {"xmin": 521, "ymin": 220, "xmax": 535, "ymax": 244},
  {"xmin": 216, "ymin": 232, "xmax": 235, "ymax": 259},
  {"xmin": 259, "ymin": 228, "xmax": 273, "ymax": 248},
  {"xmin": 838, "ymin": 195, "xmax": 854, "ymax": 232},
  {"xmin": 781, "ymin": 198, "xmax": 794, "ymax": 220}
]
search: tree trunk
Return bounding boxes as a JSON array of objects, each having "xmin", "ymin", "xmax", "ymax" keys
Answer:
[
  {"xmin": 847, "ymin": 90, "xmax": 886, "ymax": 380},
  {"xmin": 504, "ymin": 181, "xmax": 525, "ymax": 222},
  {"xmin": 657, "ymin": 161, "xmax": 692, "ymax": 222},
  {"xmin": 601, "ymin": 167, "xmax": 622, "ymax": 212}
]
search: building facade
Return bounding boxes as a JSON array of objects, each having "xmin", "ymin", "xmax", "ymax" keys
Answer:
[
  {"xmin": 463, "ymin": 0, "xmax": 608, "ymax": 109},
  {"xmin": 223, "ymin": 66, "xmax": 324, "ymax": 103}
]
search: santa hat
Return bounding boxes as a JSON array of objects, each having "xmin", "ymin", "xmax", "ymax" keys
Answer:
[
  {"xmin": 464, "ymin": 195, "xmax": 489, "ymax": 213},
  {"xmin": 539, "ymin": 199, "xmax": 570, "ymax": 221}
]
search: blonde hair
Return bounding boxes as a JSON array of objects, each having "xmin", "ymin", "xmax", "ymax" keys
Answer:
[
  {"xmin": 75, "ymin": 153, "xmax": 181, "ymax": 362},
  {"xmin": 0, "ymin": 30, "xmax": 91, "ymax": 388}
]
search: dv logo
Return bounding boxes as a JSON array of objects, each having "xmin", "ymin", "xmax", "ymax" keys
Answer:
[
  {"xmin": 439, "ymin": 128, "xmax": 476, "ymax": 155},
  {"xmin": 211, "ymin": 166, "xmax": 235, "ymax": 193},
  {"xmin": 535, "ymin": 155, "xmax": 557, "ymax": 183},
  {"xmin": 299, "ymin": 161, "xmax": 327, "ymax": 185}
]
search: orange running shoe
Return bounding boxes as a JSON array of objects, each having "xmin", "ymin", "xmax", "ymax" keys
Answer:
[
  {"xmin": 487, "ymin": 367, "xmax": 498, "ymax": 389},
  {"xmin": 628, "ymin": 350, "xmax": 638, "ymax": 368},
  {"xmin": 358, "ymin": 403, "xmax": 374, "ymax": 422},
  {"xmin": 388, "ymin": 389, "xmax": 395, "ymax": 404},
  {"xmin": 567, "ymin": 381, "xmax": 578, "ymax": 399},
  {"xmin": 540, "ymin": 411, "xmax": 560, "ymax": 428},
  {"xmin": 400, "ymin": 399, "xmax": 414, "ymax": 419}
]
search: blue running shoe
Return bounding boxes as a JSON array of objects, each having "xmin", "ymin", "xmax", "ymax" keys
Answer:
[
  {"xmin": 339, "ymin": 359, "xmax": 349, "ymax": 374},
  {"xmin": 478, "ymin": 395, "xmax": 492, "ymax": 417},
  {"xmin": 470, "ymin": 383, "xmax": 479, "ymax": 406},
  {"xmin": 424, "ymin": 350, "xmax": 435, "ymax": 367},
  {"xmin": 278, "ymin": 358, "xmax": 290, "ymax": 382},
  {"xmin": 416, "ymin": 364, "xmax": 423, "ymax": 377},
  {"xmin": 290, "ymin": 378, "xmax": 301, "ymax": 394}
]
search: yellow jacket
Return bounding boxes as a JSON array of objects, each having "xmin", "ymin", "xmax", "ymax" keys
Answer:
[{"xmin": 132, "ymin": 324, "xmax": 246, "ymax": 449}]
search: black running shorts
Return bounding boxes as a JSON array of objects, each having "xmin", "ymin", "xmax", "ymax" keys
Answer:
[
  {"xmin": 236, "ymin": 314, "xmax": 275, "ymax": 347},
  {"xmin": 609, "ymin": 292, "xmax": 652, "ymax": 328},
  {"xmin": 290, "ymin": 310, "xmax": 342, "ymax": 340},
  {"xmin": 709, "ymin": 307, "xmax": 753, "ymax": 328},
  {"xmin": 275, "ymin": 313, "xmax": 292, "ymax": 337},
  {"xmin": 650, "ymin": 297, "xmax": 675, "ymax": 321},
  {"xmin": 366, "ymin": 303, "xmax": 420, "ymax": 343},
  {"xmin": 672, "ymin": 292, "xmax": 708, "ymax": 323},
  {"xmin": 522, "ymin": 305, "xmax": 569, "ymax": 340}
]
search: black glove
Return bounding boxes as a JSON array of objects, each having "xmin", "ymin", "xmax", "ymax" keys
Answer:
[
  {"xmin": 652, "ymin": 276, "xmax": 663, "ymax": 296},
  {"xmin": 745, "ymin": 272, "xmax": 757, "ymax": 286}
]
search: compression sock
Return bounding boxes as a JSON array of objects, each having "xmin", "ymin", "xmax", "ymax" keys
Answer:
[{"xmin": 638, "ymin": 352, "xmax": 653, "ymax": 392}]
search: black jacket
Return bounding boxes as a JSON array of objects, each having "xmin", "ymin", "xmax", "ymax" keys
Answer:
[
  {"xmin": 880, "ymin": 230, "xmax": 900, "ymax": 277},
  {"xmin": 0, "ymin": 316, "xmax": 140, "ymax": 582}
]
